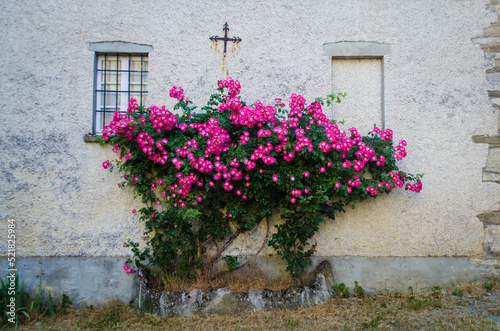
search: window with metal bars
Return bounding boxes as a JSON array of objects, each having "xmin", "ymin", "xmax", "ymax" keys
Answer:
[{"xmin": 93, "ymin": 53, "xmax": 148, "ymax": 134}]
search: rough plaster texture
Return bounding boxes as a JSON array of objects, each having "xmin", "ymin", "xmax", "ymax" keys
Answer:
[{"xmin": 1, "ymin": 1, "xmax": 499, "ymax": 279}]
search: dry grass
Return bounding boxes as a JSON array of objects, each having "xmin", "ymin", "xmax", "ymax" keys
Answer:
[
  {"xmin": 11, "ymin": 279, "xmax": 500, "ymax": 331},
  {"xmin": 157, "ymin": 269, "xmax": 304, "ymax": 292}
]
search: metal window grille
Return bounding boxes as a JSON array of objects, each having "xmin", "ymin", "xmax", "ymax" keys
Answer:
[{"xmin": 93, "ymin": 53, "xmax": 148, "ymax": 134}]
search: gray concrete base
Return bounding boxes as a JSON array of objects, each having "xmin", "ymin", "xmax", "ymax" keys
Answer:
[
  {"xmin": 1, "ymin": 256, "xmax": 485, "ymax": 307},
  {"xmin": 322, "ymin": 256, "xmax": 481, "ymax": 293},
  {"xmin": 238, "ymin": 256, "xmax": 483, "ymax": 294},
  {"xmin": 1, "ymin": 257, "xmax": 137, "ymax": 307}
]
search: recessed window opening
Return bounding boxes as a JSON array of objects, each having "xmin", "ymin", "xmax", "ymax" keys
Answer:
[{"xmin": 93, "ymin": 53, "xmax": 148, "ymax": 134}]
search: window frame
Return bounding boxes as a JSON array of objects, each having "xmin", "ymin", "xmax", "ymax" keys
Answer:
[
  {"xmin": 323, "ymin": 42, "xmax": 390, "ymax": 129},
  {"xmin": 88, "ymin": 42, "xmax": 153, "ymax": 135},
  {"xmin": 92, "ymin": 53, "xmax": 149, "ymax": 134}
]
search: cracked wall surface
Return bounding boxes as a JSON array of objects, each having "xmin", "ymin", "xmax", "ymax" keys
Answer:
[{"xmin": 1, "ymin": 1, "xmax": 499, "ymax": 272}]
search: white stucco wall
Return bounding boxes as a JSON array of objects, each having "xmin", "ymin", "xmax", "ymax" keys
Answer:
[{"xmin": 1, "ymin": 0, "xmax": 499, "ymax": 261}]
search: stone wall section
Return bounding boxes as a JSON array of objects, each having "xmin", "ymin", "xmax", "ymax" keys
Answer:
[
  {"xmin": 473, "ymin": 0, "xmax": 500, "ymax": 278},
  {"xmin": 136, "ymin": 267, "xmax": 334, "ymax": 317}
]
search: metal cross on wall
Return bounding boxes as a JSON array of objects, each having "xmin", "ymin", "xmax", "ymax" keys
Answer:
[{"xmin": 210, "ymin": 22, "xmax": 241, "ymax": 56}]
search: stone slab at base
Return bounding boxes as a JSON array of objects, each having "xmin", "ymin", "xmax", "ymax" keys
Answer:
[
  {"xmin": 139, "ymin": 274, "xmax": 332, "ymax": 317},
  {"xmin": 0, "ymin": 256, "xmax": 485, "ymax": 307}
]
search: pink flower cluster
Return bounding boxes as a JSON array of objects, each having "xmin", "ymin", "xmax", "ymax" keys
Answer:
[
  {"xmin": 176, "ymin": 173, "xmax": 199, "ymax": 198},
  {"xmin": 406, "ymin": 181, "xmax": 423, "ymax": 192},
  {"xmin": 294, "ymin": 128, "xmax": 313, "ymax": 153},
  {"xmin": 347, "ymin": 175, "xmax": 361, "ymax": 187},
  {"xmin": 389, "ymin": 171, "xmax": 406, "ymax": 189},
  {"xmin": 393, "ymin": 140, "xmax": 407, "ymax": 161},
  {"xmin": 289, "ymin": 93, "xmax": 306, "ymax": 117},
  {"xmin": 240, "ymin": 131, "xmax": 250, "ymax": 145},
  {"xmin": 123, "ymin": 262, "xmax": 136, "ymax": 273},
  {"xmin": 257, "ymin": 129, "xmax": 271, "ymax": 138},
  {"xmin": 102, "ymin": 160, "xmax": 111, "ymax": 169},
  {"xmin": 250, "ymin": 142, "xmax": 277, "ymax": 165},
  {"xmin": 228, "ymin": 103, "xmax": 277, "ymax": 128},
  {"xmin": 149, "ymin": 105, "xmax": 177, "ymax": 133},
  {"xmin": 103, "ymin": 78, "xmax": 421, "ymax": 214},
  {"xmin": 174, "ymin": 139, "xmax": 216, "ymax": 173},
  {"xmin": 137, "ymin": 132, "xmax": 169, "ymax": 164},
  {"xmin": 102, "ymin": 112, "xmax": 136, "ymax": 141},
  {"xmin": 112, "ymin": 143, "xmax": 120, "ymax": 153},
  {"xmin": 307, "ymin": 101, "xmax": 329, "ymax": 126},
  {"xmin": 217, "ymin": 77, "xmax": 241, "ymax": 97},
  {"xmin": 372, "ymin": 127, "xmax": 393, "ymax": 141},
  {"xmin": 318, "ymin": 141, "xmax": 331, "ymax": 153},
  {"xmin": 217, "ymin": 78, "xmax": 277, "ymax": 128},
  {"xmin": 191, "ymin": 118, "xmax": 230, "ymax": 156},
  {"xmin": 243, "ymin": 158, "xmax": 256, "ymax": 171},
  {"xmin": 191, "ymin": 157, "xmax": 214, "ymax": 173},
  {"xmin": 352, "ymin": 143, "xmax": 375, "ymax": 172},
  {"xmin": 169, "ymin": 85, "xmax": 185, "ymax": 101},
  {"xmin": 127, "ymin": 98, "xmax": 139, "ymax": 114}
]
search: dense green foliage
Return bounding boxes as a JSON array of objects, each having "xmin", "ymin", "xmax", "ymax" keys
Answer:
[{"xmin": 102, "ymin": 78, "xmax": 422, "ymax": 279}]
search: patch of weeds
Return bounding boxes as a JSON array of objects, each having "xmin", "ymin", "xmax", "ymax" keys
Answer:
[
  {"xmin": 452, "ymin": 288, "xmax": 464, "ymax": 297},
  {"xmin": 1, "ymin": 263, "xmax": 71, "ymax": 328},
  {"xmin": 483, "ymin": 281, "xmax": 494, "ymax": 291},
  {"xmin": 285, "ymin": 318, "xmax": 301, "ymax": 329},
  {"xmin": 427, "ymin": 298, "xmax": 443, "ymax": 309},
  {"xmin": 333, "ymin": 283, "xmax": 350, "ymax": 298},
  {"xmin": 361, "ymin": 316, "xmax": 381, "ymax": 329},
  {"xmin": 431, "ymin": 285, "xmax": 442, "ymax": 298},
  {"xmin": 408, "ymin": 295, "xmax": 424, "ymax": 310},
  {"xmin": 222, "ymin": 255, "xmax": 240, "ymax": 271},
  {"xmin": 354, "ymin": 281, "xmax": 365, "ymax": 298},
  {"xmin": 1, "ymin": 274, "xmax": 31, "ymax": 327},
  {"xmin": 61, "ymin": 293, "xmax": 73, "ymax": 310}
]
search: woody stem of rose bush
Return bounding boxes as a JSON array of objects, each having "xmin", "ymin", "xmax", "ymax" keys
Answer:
[
  {"xmin": 205, "ymin": 229, "xmax": 243, "ymax": 276},
  {"xmin": 209, "ymin": 217, "xmax": 270, "ymax": 280}
]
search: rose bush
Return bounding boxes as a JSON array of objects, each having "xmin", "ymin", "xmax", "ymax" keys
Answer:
[{"xmin": 101, "ymin": 77, "xmax": 422, "ymax": 279}]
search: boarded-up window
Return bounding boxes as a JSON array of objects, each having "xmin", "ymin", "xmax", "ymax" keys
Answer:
[
  {"xmin": 330, "ymin": 58, "xmax": 382, "ymax": 135},
  {"xmin": 323, "ymin": 42, "xmax": 390, "ymax": 135}
]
